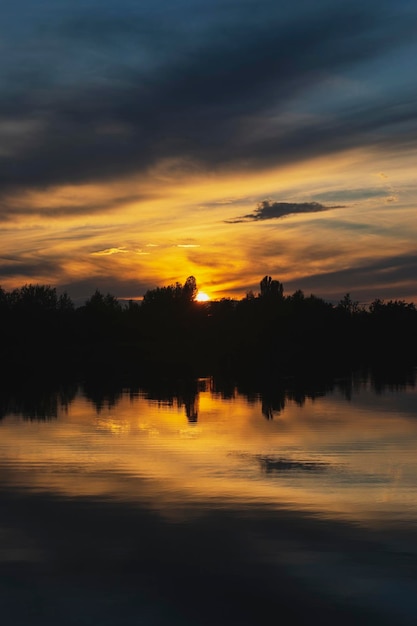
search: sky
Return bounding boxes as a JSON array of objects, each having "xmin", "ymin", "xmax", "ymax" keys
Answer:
[{"xmin": 1, "ymin": 0, "xmax": 417, "ymax": 304}]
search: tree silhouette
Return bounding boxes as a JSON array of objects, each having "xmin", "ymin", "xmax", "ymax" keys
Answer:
[
  {"xmin": 142, "ymin": 276, "xmax": 198, "ymax": 308},
  {"xmin": 182, "ymin": 275, "xmax": 198, "ymax": 302},
  {"xmin": 10, "ymin": 284, "xmax": 59, "ymax": 314},
  {"xmin": 1, "ymin": 276, "xmax": 416, "ymax": 379},
  {"xmin": 337, "ymin": 293, "xmax": 361, "ymax": 315},
  {"xmin": 259, "ymin": 275, "xmax": 284, "ymax": 299}
]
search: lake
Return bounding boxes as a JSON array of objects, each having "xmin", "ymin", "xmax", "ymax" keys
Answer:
[{"xmin": 1, "ymin": 370, "xmax": 417, "ymax": 625}]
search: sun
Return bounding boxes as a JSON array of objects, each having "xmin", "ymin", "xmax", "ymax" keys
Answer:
[{"xmin": 195, "ymin": 291, "xmax": 210, "ymax": 302}]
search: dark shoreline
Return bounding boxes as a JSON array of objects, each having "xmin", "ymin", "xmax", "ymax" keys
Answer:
[{"xmin": 2, "ymin": 280, "xmax": 417, "ymax": 386}]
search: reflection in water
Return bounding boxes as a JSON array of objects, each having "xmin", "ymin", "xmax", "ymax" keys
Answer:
[
  {"xmin": 1, "ymin": 369, "xmax": 417, "ymax": 624},
  {"xmin": 141, "ymin": 378, "xmax": 204, "ymax": 423},
  {"xmin": 0, "ymin": 369, "xmax": 417, "ymax": 524},
  {"xmin": 3, "ymin": 367, "xmax": 414, "ymax": 424},
  {"xmin": 0, "ymin": 382, "xmax": 77, "ymax": 421},
  {"xmin": 257, "ymin": 455, "xmax": 329, "ymax": 473}
]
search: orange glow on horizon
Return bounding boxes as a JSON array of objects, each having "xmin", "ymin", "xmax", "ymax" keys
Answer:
[
  {"xmin": 1, "ymin": 145, "xmax": 416, "ymax": 303},
  {"xmin": 195, "ymin": 291, "xmax": 210, "ymax": 302}
]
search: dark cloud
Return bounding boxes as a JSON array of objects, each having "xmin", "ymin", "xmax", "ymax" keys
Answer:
[
  {"xmin": 227, "ymin": 200, "xmax": 343, "ymax": 223},
  {"xmin": 0, "ymin": 259, "xmax": 62, "ymax": 281},
  {"xmin": 286, "ymin": 253, "xmax": 417, "ymax": 302},
  {"xmin": 0, "ymin": 0, "xmax": 415, "ymax": 209},
  {"xmin": 0, "ymin": 193, "xmax": 150, "ymax": 222},
  {"xmin": 59, "ymin": 276, "xmax": 155, "ymax": 306}
]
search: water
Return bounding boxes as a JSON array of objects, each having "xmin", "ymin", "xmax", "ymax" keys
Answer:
[{"xmin": 1, "ymin": 373, "xmax": 417, "ymax": 624}]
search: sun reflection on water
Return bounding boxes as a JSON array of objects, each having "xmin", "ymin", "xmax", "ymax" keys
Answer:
[{"xmin": 1, "ymin": 379, "xmax": 417, "ymax": 526}]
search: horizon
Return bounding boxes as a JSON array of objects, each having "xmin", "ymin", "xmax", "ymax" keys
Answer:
[{"xmin": 2, "ymin": 275, "xmax": 416, "ymax": 309}]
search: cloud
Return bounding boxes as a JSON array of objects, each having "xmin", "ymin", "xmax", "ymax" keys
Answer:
[
  {"xmin": 227, "ymin": 200, "xmax": 343, "ymax": 223},
  {"xmin": 1, "ymin": 0, "xmax": 416, "ymax": 307},
  {"xmin": 91, "ymin": 247, "xmax": 128, "ymax": 256},
  {"xmin": 0, "ymin": 257, "xmax": 63, "ymax": 281},
  {"xmin": 286, "ymin": 253, "xmax": 417, "ymax": 302},
  {"xmin": 0, "ymin": 190, "xmax": 150, "ymax": 222},
  {"xmin": 58, "ymin": 276, "xmax": 151, "ymax": 306},
  {"xmin": 0, "ymin": 0, "xmax": 415, "ymax": 202}
]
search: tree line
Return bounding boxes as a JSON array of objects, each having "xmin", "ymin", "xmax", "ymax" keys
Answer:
[{"xmin": 0, "ymin": 276, "xmax": 416, "ymax": 379}]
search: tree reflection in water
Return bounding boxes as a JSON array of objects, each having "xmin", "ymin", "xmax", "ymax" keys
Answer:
[{"xmin": 0, "ymin": 365, "xmax": 415, "ymax": 422}]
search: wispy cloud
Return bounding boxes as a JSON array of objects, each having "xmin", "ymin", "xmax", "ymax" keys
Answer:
[
  {"xmin": 91, "ymin": 247, "xmax": 128, "ymax": 256},
  {"xmin": 226, "ymin": 200, "xmax": 343, "ymax": 223}
]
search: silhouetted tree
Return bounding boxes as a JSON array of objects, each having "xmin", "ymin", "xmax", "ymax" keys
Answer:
[
  {"xmin": 84, "ymin": 289, "xmax": 122, "ymax": 314},
  {"xmin": 337, "ymin": 293, "xmax": 361, "ymax": 315},
  {"xmin": 57, "ymin": 292, "xmax": 74, "ymax": 312},
  {"xmin": 182, "ymin": 275, "xmax": 198, "ymax": 302},
  {"xmin": 77, "ymin": 289, "xmax": 124, "ymax": 362},
  {"xmin": 1, "ymin": 277, "xmax": 417, "ymax": 379},
  {"xmin": 259, "ymin": 275, "xmax": 284, "ymax": 299},
  {"xmin": 10, "ymin": 284, "xmax": 59, "ymax": 313},
  {"xmin": 0, "ymin": 286, "xmax": 7, "ymax": 310},
  {"xmin": 142, "ymin": 276, "xmax": 198, "ymax": 307},
  {"xmin": 369, "ymin": 298, "xmax": 416, "ymax": 318},
  {"xmin": 290, "ymin": 289, "xmax": 305, "ymax": 303}
]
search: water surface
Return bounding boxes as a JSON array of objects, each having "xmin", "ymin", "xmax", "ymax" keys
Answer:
[{"xmin": 1, "ymin": 373, "xmax": 417, "ymax": 624}]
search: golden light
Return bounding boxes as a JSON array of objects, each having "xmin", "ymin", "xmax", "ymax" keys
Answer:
[{"xmin": 196, "ymin": 291, "xmax": 210, "ymax": 302}]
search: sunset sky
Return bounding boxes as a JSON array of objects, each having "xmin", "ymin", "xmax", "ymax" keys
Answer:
[{"xmin": 1, "ymin": 0, "xmax": 416, "ymax": 304}]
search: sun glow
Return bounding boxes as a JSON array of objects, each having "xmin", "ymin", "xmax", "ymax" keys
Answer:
[{"xmin": 196, "ymin": 291, "xmax": 210, "ymax": 302}]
